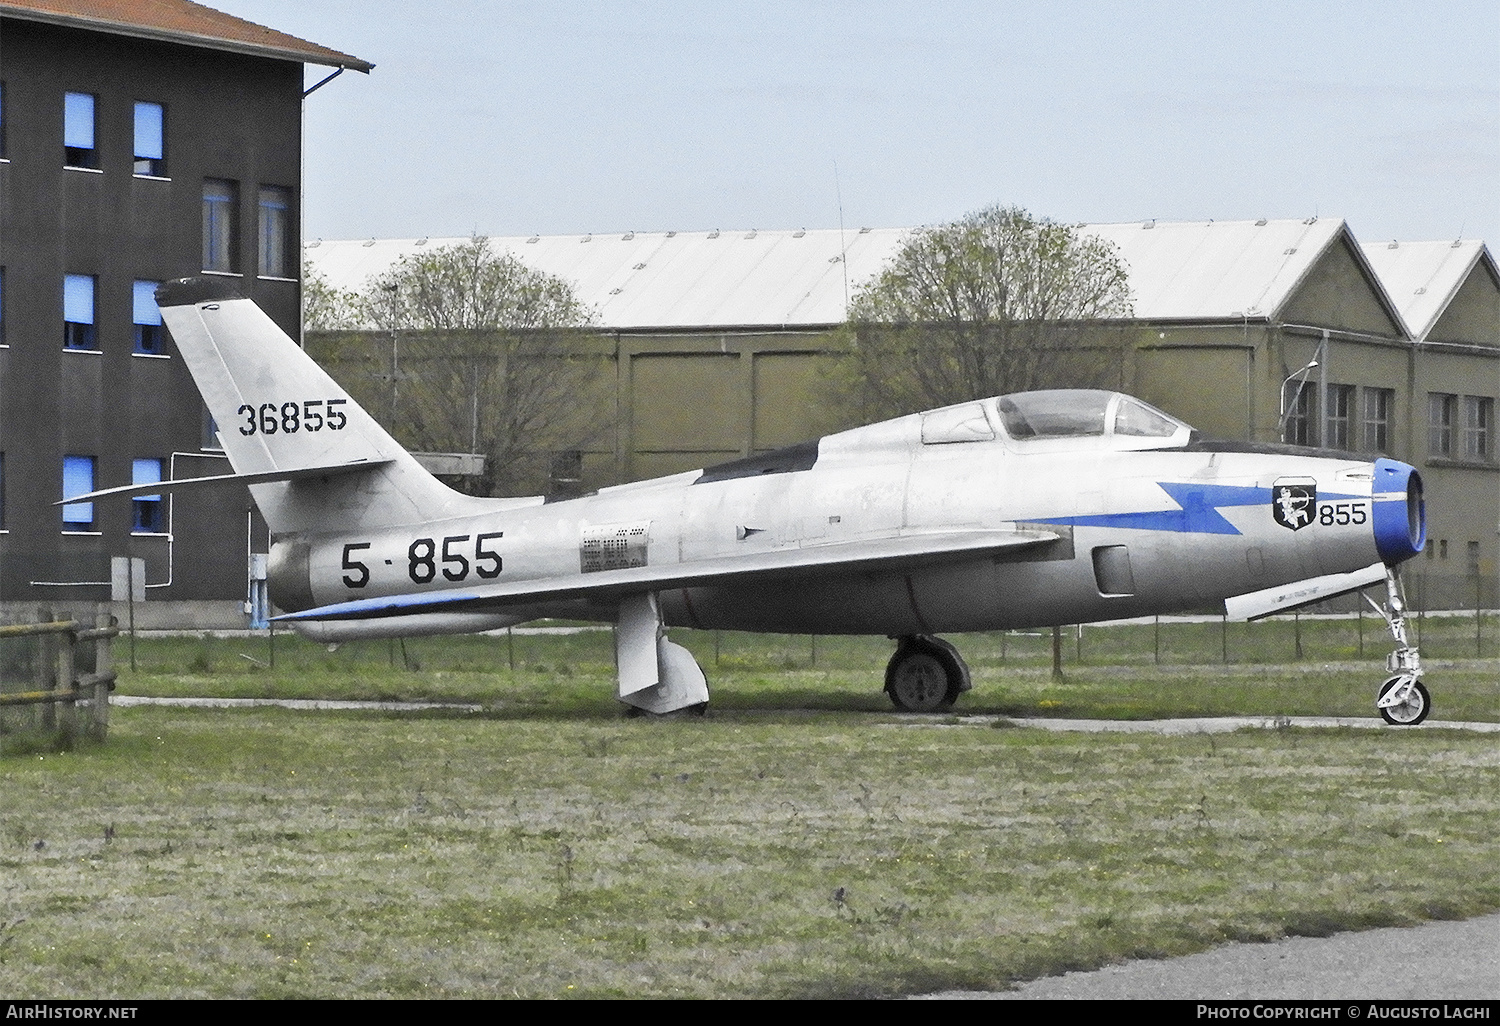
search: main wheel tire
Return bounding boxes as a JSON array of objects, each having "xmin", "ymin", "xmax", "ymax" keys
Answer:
[
  {"xmin": 1378, "ymin": 676, "xmax": 1431, "ymax": 726},
  {"xmin": 886, "ymin": 648, "xmax": 956, "ymax": 712}
]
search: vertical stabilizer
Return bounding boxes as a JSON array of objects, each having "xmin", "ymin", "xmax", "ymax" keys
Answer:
[{"xmin": 156, "ymin": 278, "xmax": 490, "ymax": 534}]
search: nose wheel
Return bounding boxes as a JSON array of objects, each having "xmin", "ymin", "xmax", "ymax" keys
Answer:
[
  {"xmin": 1377, "ymin": 676, "xmax": 1431, "ymax": 726},
  {"xmin": 1367, "ymin": 566, "xmax": 1431, "ymax": 727}
]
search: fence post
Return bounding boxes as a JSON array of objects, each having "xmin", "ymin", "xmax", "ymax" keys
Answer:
[
  {"xmin": 93, "ymin": 611, "xmax": 115, "ymax": 741},
  {"xmin": 37, "ymin": 606, "xmax": 56, "ymax": 730},
  {"xmin": 56, "ymin": 610, "xmax": 76, "ymax": 746}
]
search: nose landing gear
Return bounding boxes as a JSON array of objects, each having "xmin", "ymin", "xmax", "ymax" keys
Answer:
[{"xmin": 1367, "ymin": 566, "xmax": 1430, "ymax": 726}]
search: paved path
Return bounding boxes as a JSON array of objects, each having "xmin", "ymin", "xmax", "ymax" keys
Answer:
[
  {"xmin": 112, "ymin": 698, "xmax": 1500, "ymax": 735},
  {"xmin": 112, "ymin": 695, "xmax": 485, "ymax": 712},
  {"xmin": 919, "ymin": 912, "xmax": 1500, "ymax": 999}
]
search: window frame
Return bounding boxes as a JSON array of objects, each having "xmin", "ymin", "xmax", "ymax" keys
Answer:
[
  {"xmin": 64, "ymin": 91, "xmax": 99, "ymax": 169},
  {"xmin": 1324, "ymin": 383, "xmax": 1354, "ymax": 450},
  {"xmin": 62, "ymin": 455, "xmax": 97, "ymax": 530},
  {"xmin": 257, "ymin": 185, "xmax": 294, "ymax": 278},
  {"xmin": 1463, "ymin": 396, "xmax": 1493, "ymax": 462},
  {"xmin": 63, "ymin": 273, "xmax": 99, "ymax": 350},
  {"xmin": 1362, "ymin": 386, "xmax": 1393, "ymax": 454},
  {"xmin": 1429, "ymin": 393, "xmax": 1457, "ymax": 458},
  {"xmin": 133, "ymin": 101, "xmax": 166, "ymax": 177},
  {"xmin": 202, "ymin": 178, "xmax": 240, "ymax": 273},
  {"xmin": 131, "ymin": 458, "xmax": 165, "ymax": 534},
  {"xmin": 132, "ymin": 280, "xmax": 165, "ymax": 355},
  {"xmin": 1285, "ymin": 385, "xmax": 1316, "ymax": 446}
]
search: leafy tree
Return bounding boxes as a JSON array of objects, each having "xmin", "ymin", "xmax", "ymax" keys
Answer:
[
  {"xmin": 354, "ymin": 237, "xmax": 604, "ymax": 497},
  {"xmin": 302, "ymin": 260, "xmax": 361, "ymax": 332},
  {"xmin": 842, "ymin": 205, "xmax": 1132, "ymax": 418}
]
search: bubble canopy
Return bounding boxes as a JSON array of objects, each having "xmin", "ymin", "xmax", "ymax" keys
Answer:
[{"xmin": 996, "ymin": 390, "xmax": 1190, "ymax": 442}]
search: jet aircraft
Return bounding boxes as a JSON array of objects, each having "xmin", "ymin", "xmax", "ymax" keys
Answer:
[{"xmin": 76, "ymin": 279, "xmax": 1432, "ymax": 723}]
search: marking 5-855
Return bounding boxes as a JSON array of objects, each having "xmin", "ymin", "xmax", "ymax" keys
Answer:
[
  {"xmin": 238, "ymin": 399, "xmax": 348, "ymax": 436},
  {"xmin": 340, "ymin": 534, "xmax": 503, "ymax": 588}
]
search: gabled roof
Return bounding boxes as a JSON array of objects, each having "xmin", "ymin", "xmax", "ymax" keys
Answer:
[
  {"xmin": 308, "ymin": 228, "xmax": 909, "ymax": 331},
  {"xmin": 1359, "ymin": 238, "xmax": 1497, "ymax": 341},
  {"xmin": 0, "ymin": 0, "xmax": 372, "ymax": 71},
  {"xmin": 306, "ymin": 218, "xmax": 1401, "ymax": 332},
  {"xmin": 1081, "ymin": 217, "xmax": 1387, "ymax": 324}
]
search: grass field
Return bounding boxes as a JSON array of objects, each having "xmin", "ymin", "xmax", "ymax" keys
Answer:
[{"xmin": 0, "ymin": 623, "xmax": 1497, "ymax": 998}]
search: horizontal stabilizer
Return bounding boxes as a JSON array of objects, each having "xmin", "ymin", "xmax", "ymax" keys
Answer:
[
  {"xmin": 55, "ymin": 460, "xmax": 394, "ymax": 505},
  {"xmin": 276, "ymin": 527, "xmax": 1060, "ymax": 624},
  {"xmin": 1225, "ymin": 562, "xmax": 1388, "ymax": 621}
]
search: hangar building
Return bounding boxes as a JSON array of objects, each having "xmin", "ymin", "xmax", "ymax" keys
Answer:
[{"xmin": 308, "ymin": 218, "xmax": 1499, "ymax": 609}]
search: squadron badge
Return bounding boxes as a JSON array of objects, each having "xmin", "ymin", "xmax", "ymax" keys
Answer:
[{"xmin": 1271, "ymin": 479, "xmax": 1317, "ymax": 531}]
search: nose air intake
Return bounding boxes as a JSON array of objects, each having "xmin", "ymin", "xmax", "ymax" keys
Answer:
[{"xmin": 1372, "ymin": 459, "xmax": 1425, "ymax": 565}]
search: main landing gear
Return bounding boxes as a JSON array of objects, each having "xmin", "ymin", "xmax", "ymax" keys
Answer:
[
  {"xmin": 1366, "ymin": 566, "xmax": 1431, "ymax": 726},
  {"xmin": 885, "ymin": 635, "xmax": 972, "ymax": 712}
]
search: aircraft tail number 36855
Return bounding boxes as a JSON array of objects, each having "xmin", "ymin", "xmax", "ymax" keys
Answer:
[{"xmin": 72, "ymin": 279, "xmax": 1434, "ymax": 724}]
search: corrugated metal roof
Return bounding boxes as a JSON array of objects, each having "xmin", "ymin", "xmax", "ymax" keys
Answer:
[
  {"xmin": 306, "ymin": 218, "xmax": 1402, "ymax": 331},
  {"xmin": 0, "ymin": 0, "xmax": 372, "ymax": 71},
  {"xmin": 1359, "ymin": 238, "xmax": 1496, "ymax": 342},
  {"xmin": 308, "ymin": 228, "xmax": 909, "ymax": 330},
  {"xmin": 1082, "ymin": 217, "xmax": 1352, "ymax": 322}
]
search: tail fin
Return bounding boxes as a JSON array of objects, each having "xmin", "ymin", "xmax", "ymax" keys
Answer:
[{"xmin": 156, "ymin": 278, "xmax": 490, "ymax": 535}]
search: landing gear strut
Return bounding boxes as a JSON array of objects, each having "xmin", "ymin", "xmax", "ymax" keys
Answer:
[
  {"xmin": 885, "ymin": 635, "xmax": 971, "ymax": 712},
  {"xmin": 1366, "ymin": 566, "xmax": 1430, "ymax": 726}
]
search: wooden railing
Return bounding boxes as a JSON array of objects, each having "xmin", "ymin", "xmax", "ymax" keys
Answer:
[{"xmin": 0, "ymin": 611, "xmax": 118, "ymax": 743}]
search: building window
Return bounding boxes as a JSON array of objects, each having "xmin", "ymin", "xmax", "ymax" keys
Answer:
[
  {"xmin": 1325, "ymin": 384, "xmax": 1354, "ymax": 450},
  {"xmin": 1362, "ymin": 387, "xmax": 1393, "ymax": 453},
  {"xmin": 133, "ymin": 102, "xmax": 165, "ymax": 176},
  {"xmin": 258, "ymin": 186, "xmax": 293, "ymax": 277},
  {"xmin": 1286, "ymin": 386, "xmax": 1316, "ymax": 446},
  {"xmin": 1464, "ymin": 396, "xmax": 1492, "ymax": 461},
  {"xmin": 62, "ymin": 455, "xmax": 96, "ymax": 529},
  {"xmin": 64, "ymin": 91, "xmax": 98, "ymax": 168},
  {"xmin": 133, "ymin": 280, "xmax": 164, "ymax": 353},
  {"xmin": 202, "ymin": 406, "xmax": 224, "ymax": 451},
  {"xmin": 1429, "ymin": 394, "xmax": 1456, "ymax": 457},
  {"xmin": 64, "ymin": 274, "xmax": 98, "ymax": 349},
  {"xmin": 203, "ymin": 179, "xmax": 239, "ymax": 272},
  {"xmin": 132, "ymin": 458, "xmax": 164, "ymax": 533}
]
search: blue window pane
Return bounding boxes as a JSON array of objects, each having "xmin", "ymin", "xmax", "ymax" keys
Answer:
[
  {"xmin": 64, "ymin": 274, "xmax": 95, "ymax": 323},
  {"xmin": 133, "ymin": 102, "xmax": 163, "ymax": 159},
  {"xmin": 132, "ymin": 281, "xmax": 162, "ymax": 325},
  {"xmin": 132, "ymin": 458, "xmax": 164, "ymax": 531},
  {"xmin": 62, "ymin": 455, "xmax": 95, "ymax": 526},
  {"xmin": 64, "ymin": 92, "xmax": 95, "ymax": 149}
]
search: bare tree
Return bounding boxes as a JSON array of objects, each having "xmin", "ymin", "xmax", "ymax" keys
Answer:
[
  {"xmin": 356, "ymin": 237, "xmax": 606, "ymax": 497},
  {"xmin": 842, "ymin": 205, "xmax": 1133, "ymax": 418}
]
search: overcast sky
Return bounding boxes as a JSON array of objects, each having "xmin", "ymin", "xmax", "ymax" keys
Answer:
[{"xmin": 212, "ymin": 1, "xmax": 1499, "ymax": 245}]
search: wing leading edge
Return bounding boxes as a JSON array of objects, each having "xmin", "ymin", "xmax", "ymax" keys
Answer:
[{"xmin": 275, "ymin": 527, "xmax": 1061, "ymax": 623}]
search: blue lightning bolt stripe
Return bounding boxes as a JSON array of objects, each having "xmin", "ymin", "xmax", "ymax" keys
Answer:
[{"xmin": 1035, "ymin": 482, "xmax": 1362, "ymax": 536}]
